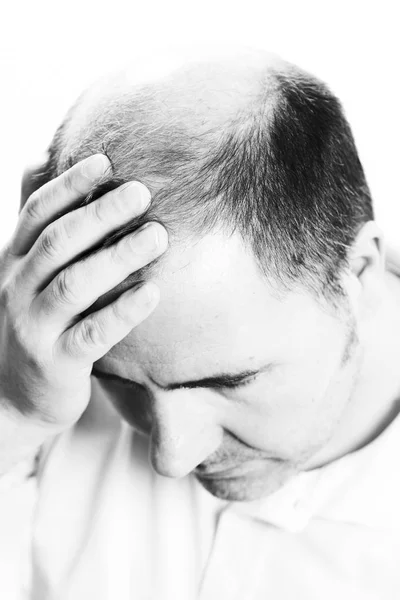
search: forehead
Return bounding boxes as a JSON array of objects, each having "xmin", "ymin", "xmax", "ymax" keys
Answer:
[{"xmin": 99, "ymin": 231, "xmax": 331, "ymax": 383}]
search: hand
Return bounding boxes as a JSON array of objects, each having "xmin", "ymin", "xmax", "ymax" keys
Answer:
[{"xmin": 0, "ymin": 154, "xmax": 167, "ymax": 431}]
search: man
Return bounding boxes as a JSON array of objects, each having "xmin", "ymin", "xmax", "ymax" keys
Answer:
[{"xmin": 0, "ymin": 48, "xmax": 399, "ymax": 599}]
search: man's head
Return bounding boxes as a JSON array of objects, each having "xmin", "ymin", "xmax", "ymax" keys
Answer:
[
  {"xmin": 40, "ymin": 48, "xmax": 373, "ymax": 298},
  {"xmin": 30, "ymin": 48, "xmax": 383, "ymax": 501}
]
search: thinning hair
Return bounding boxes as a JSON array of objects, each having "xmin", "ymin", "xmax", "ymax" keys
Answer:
[{"xmin": 32, "ymin": 58, "xmax": 374, "ymax": 300}]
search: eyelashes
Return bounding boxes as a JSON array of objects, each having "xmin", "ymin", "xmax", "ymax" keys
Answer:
[{"xmin": 217, "ymin": 375, "xmax": 258, "ymax": 390}]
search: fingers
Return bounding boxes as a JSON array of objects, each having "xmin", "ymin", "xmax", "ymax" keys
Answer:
[
  {"xmin": 19, "ymin": 152, "xmax": 50, "ymax": 211},
  {"xmin": 33, "ymin": 221, "xmax": 168, "ymax": 325},
  {"xmin": 58, "ymin": 282, "xmax": 160, "ymax": 364},
  {"xmin": 19, "ymin": 180, "xmax": 152, "ymax": 292},
  {"xmin": 10, "ymin": 154, "xmax": 111, "ymax": 256}
]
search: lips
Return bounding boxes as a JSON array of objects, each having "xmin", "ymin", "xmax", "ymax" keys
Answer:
[
  {"xmin": 195, "ymin": 464, "xmax": 256, "ymax": 480},
  {"xmin": 194, "ymin": 457, "xmax": 275, "ymax": 480}
]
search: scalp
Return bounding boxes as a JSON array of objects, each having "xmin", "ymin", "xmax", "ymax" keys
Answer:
[
  {"xmin": 42, "ymin": 45, "xmax": 373, "ymax": 303},
  {"xmin": 57, "ymin": 46, "xmax": 286, "ymax": 170}
]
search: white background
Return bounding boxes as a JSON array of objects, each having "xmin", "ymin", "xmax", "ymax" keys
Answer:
[{"xmin": 0, "ymin": 0, "xmax": 398, "ymax": 245}]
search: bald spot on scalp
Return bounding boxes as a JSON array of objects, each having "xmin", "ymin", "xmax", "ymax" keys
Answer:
[
  {"xmin": 44, "ymin": 46, "xmax": 373, "ymax": 309},
  {"xmin": 59, "ymin": 48, "xmax": 285, "ymax": 164},
  {"xmin": 56, "ymin": 50, "xmax": 288, "ymax": 310}
]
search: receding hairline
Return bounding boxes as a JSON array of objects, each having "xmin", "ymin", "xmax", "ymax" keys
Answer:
[
  {"xmin": 57, "ymin": 48, "xmax": 290, "ymax": 166},
  {"xmin": 41, "ymin": 47, "xmax": 373, "ymax": 307}
]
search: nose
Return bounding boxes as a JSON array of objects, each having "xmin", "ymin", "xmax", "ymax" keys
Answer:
[{"xmin": 149, "ymin": 389, "xmax": 223, "ymax": 478}]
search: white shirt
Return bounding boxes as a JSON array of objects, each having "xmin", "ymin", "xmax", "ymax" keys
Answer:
[{"xmin": 2, "ymin": 375, "xmax": 400, "ymax": 600}]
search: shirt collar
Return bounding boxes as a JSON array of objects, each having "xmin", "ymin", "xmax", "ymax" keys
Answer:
[{"xmin": 226, "ymin": 410, "xmax": 400, "ymax": 533}]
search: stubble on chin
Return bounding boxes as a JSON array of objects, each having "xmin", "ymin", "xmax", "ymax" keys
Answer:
[{"xmin": 196, "ymin": 459, "xmax": 300, "ymax": 502}]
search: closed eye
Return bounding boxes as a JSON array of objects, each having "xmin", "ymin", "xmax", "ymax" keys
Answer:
[
  {"xmin": 92, "ymin": 364, "xmax": 272, "ymax": 392},
  {"xmin": 215, "ymin": 375, "xmax": 258, "ymax": 390}
]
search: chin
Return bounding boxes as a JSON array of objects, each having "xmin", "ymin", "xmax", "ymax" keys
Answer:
[{"xmin": 195, "ymin": 461, "xmax": 299, "ymax": 502}]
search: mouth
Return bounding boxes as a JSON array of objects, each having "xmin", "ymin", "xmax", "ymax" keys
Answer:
[{"xmin": 194, "ymin": 462, "xmax": 260, "ymax": 480}]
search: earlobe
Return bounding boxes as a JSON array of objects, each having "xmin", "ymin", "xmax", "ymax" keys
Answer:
[{"xmin": 349, "ymin": 221, "xmax": 385, "ymax": 279}]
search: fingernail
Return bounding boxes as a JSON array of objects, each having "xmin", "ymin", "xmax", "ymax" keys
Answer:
[
  {"xmin": 81, "ymin": 154, "xmax": 110, "ymax": 180},
  {"xmin": 118, "ymin": 181, "xmax": 151, "ymax": 211}
]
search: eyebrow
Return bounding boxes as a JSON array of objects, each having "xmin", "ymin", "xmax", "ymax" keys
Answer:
[{"xmin": 91, "ymin": 365, "xmax": 265, "ymax": 391}]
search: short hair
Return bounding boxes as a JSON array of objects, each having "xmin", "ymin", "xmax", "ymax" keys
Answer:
[{"xmin": 33, "ymin": 60, "xmax": 374, "ymax": 300}]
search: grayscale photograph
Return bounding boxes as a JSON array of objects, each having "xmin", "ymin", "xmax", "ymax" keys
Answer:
[{"xmin": 0, "ymin": 1, "xmax": 399, "ymax": 598}]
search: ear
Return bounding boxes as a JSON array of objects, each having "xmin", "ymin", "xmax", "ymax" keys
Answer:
[
  {"xmin": 20, "ymin": 152, "xmax": 51, "ymax": 212},
  {"xmin": 347, "ymin": 220, "xmax": 385, "ymax": 320},
  {"xmin": 385, "ymin": 243, "xmax": 400, "ymax": 277}
]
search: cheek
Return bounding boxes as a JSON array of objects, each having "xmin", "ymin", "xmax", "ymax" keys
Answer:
[{"xmin": 224, "ymin": 362, "xmax": 346, "ymax": 459}]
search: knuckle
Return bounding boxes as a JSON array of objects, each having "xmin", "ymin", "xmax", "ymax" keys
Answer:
[
  {"xmin": 62, "ymin": 170, "xmax": 79, "ymax": 195},
  {"xmin": 78, "ymin": 317, "xmax": 105, "ymax": 349},
  {"xmin": 52, "ymin": 267, "xmax": 78, "ymax": 306},
  {"xmin": 59, "ymin": 213, "xmax": 78, "ymax": 242},
  {"xmin": 24, "ymin": 192, "xmax": 43, "ymax": 222},
  {"xmin": 10, "ymin": 313, "xmax": 35, "ymax": 352},
  {"xmin": 89, "ymin": 197, "xmax": 109, "ymax": 226},
  {"xmin": 38, "ymin": 224, "xmax": 64, "ymax": 260}
]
